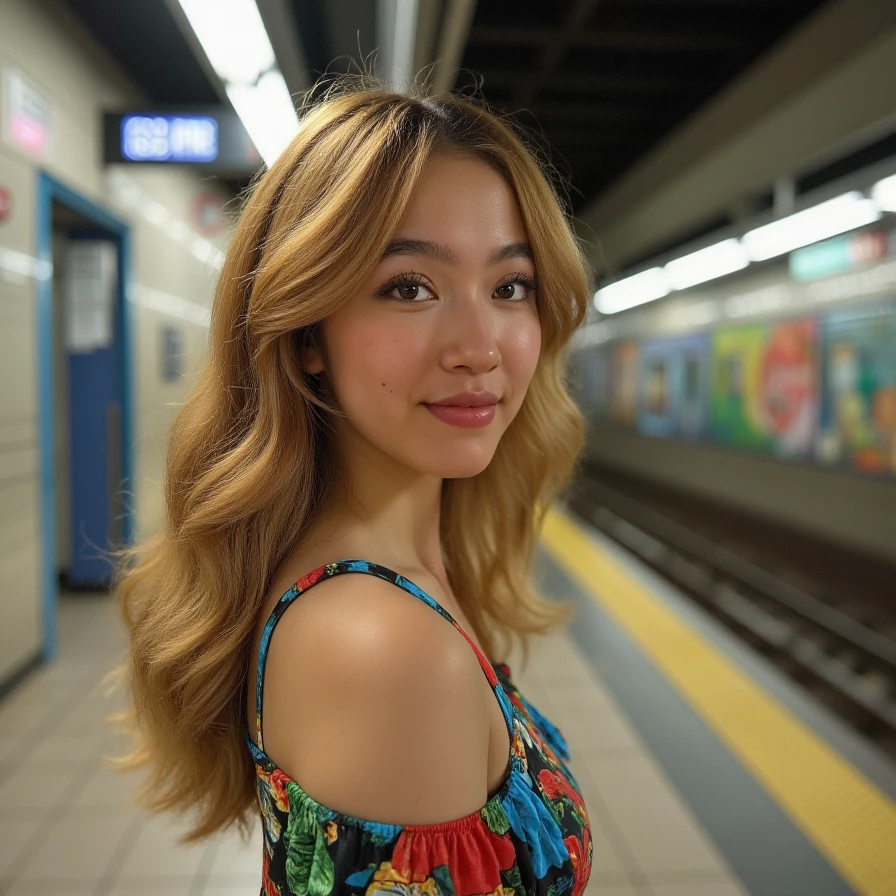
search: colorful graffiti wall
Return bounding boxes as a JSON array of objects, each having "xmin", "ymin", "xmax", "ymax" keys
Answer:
[{"xmin": 577, "ymin": 297, "xmax": 896, "ymax": 478}]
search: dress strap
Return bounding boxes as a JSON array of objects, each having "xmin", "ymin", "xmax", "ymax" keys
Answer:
[{"xmin": 252, "ymin": 559, "xmax": 514, "ymax": 753}]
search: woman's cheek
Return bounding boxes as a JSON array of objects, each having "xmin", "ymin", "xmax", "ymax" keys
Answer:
[
  {"xmin": 334, "ymin": 324, "xmax": 423, "ymax": 412},
  {"xmin": 506, "ymin": 317, "xmax": 542, "ymax": 387}
]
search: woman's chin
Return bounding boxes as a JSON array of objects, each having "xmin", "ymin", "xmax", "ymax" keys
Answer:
[{"xmin": 426, "ymin": 448, "xmax": 499, "ymax": 480}]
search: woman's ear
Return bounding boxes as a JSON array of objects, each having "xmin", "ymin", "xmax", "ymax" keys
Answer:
[
  {"xmin": 298, "ymin": 326, "xmax": 325, "ymax": 375},
  {"xmin": 302, "ymin": 345, "xmax": 325, "ymax": 375}
]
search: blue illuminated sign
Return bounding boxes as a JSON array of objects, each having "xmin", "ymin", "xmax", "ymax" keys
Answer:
[{"xmin": 121, "ymin": 115, "xmax": 218, "ymax": 163}]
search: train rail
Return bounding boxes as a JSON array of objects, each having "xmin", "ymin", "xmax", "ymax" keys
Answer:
[{"xmin": 567, "ymin": 462, "xmax": 896, "ymax": 759}]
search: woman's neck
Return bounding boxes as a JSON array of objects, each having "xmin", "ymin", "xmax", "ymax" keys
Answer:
[{"xmin": 313, "ymin": 424, "xmax": 447, "ymax": 582}]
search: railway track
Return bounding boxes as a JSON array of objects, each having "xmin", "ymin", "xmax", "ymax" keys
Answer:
[{"xmin": 567, "ymin": 465, "xmax": 896, "ymax": 759}]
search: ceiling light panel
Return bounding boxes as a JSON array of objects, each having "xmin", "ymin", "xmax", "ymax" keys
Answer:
[
  {"xmin": 594, "ymin": 267, "xmax": 670, "ymax": 315},
  {"xmin": 664, "ymin": 238, "xmax": 749, "ymax": 290},
  {"xmin": 177, "ymin": 0, "xmax": 275, "ymax": 84},
  {"xmin": 175, "ymin": 0, "xmax": 299, "ymax": 168},
  {"xmin": 226, "ymin": 71, "xmax": 298, "ymax": 168},
  {"xmin": 871, "ymin": 174, "xmax": 896, "ymax": 212},
  {"xmin": 741, "ymin": 192, "xmax": 882, "ymax": 262}
]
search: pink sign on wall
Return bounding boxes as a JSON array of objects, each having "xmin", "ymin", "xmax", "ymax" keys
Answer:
[{"xmin": 3, "ymin": 68, "xmax": 53, "ymax": 161}]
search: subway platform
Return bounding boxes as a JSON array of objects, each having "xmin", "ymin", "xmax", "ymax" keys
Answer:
[{"xmin": 0, "ymin": 509, "xmax": 894, "ymax": 895}]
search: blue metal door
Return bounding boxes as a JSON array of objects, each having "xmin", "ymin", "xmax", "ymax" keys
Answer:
[{"xmin": 65, "ymin": 236, "xmax": 122, "ymax": 588}]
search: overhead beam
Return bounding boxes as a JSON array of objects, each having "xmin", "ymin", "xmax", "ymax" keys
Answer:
[
  {"xmin": 160, "ymin": 0, "xmax": 230, "ymax": 104},
  {"xmin": 577, "ymin": 0, "xmax": 896, "ymax": 273},
  {"xmin": 529, "ymin": 100, "xmax": 655, "ymax": 121},
  {"xmin": 318, "ymin": 0, "xmax": 378, "ymax": 76},
  {"xmin": 479, "ymin": 70, "xmax": 704, "ymax": 94},
  {"xmin": 548, "ymin": 132, "xmax": 638, "ymax": 147},
  {"xmin": 471, "ymin": 26, "xmax": 748, "ymax": 53},
  {"xmin": 256, "ymin": 0, "xmax": 310, "ymax": 99},
  {"xmin": 430, "ymin": 0, "xmax": 478, "ymax": 93},
  {"xmin": 574, "ymin": 28, "xmax": 752, "ymax": 53},
  {"xmin": 413, "ymin": 0, "xmax": 443, "ymax": 83},
  {"xmin": 511, "ymin": 0, "xmax": 603, "ymax": 109},
  {"xmin": 377, "ymin": 0, "xmax": 419, "ymax": 88}
]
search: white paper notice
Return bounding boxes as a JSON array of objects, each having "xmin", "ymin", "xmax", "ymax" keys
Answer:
[{"xmin": 63, "ymin": 241, "xmax": 116, "ymax": 353}]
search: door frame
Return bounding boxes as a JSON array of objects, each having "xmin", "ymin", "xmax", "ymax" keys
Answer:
[{"xmin": 35, "ymin": 172, "xmax": 134, "ymax": 661}]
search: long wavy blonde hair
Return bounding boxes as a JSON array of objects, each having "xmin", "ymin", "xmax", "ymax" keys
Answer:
[{"xmin": 107, "ymin": 81, "xmax": 591, "ymax": 844}]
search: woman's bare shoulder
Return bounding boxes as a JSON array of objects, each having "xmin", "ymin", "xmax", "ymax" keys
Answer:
[
  {"xmin": 262, "ymin": 558, "xmax": 461, "ymax": 684},
  {"xmin": 259, "ymin": 571, "xmax": 492, "ymax": 825}
]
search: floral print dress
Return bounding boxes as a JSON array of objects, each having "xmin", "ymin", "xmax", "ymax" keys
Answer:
[{"xmin": 246, "ymin": 560, "xmax": 592, "ymax": 896}]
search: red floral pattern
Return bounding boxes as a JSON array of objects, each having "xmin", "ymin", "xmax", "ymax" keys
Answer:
[{"xmin": 564, "ymin": 826, "xmax": 592, "ymax": 896}]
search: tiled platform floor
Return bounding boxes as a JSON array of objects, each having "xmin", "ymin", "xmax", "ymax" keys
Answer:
[{"xmin": 0, "ymin": 592, "xmax": 747, "ymax": 896}]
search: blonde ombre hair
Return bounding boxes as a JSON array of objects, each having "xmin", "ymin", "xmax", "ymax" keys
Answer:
[{"xmin": 108, "ymin": 81, "xmax": 591, "ymax": 843}]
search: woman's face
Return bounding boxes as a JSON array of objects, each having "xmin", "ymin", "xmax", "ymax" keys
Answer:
[{"xmin": 309, "ymin": 153, "xmax": 542, "ymax": 479}]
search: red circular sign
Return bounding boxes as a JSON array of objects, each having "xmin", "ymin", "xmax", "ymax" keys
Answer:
[
  {"xmin": 192, "ymin": 191, "xmax": 225, "ymax": 237},
  {"xmin": 0, "ymin": 187, "xmax": 11, "ymax": 222}
]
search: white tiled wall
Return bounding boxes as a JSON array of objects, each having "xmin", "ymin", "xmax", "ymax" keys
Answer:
[{"xmin": 0, "ymin": 0, "xmax": 232, "ymax": 684}]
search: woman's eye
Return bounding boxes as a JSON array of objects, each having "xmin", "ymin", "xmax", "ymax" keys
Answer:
[
  {"xmin": 495, "ymin": 283, "xmax": 520, "ymax": 300},
  {"xmin": 390, "ymin": 282, "xmax": 434, "ymax": 301},
  {"xmin": 494, "ymin": 281, "xmax": 534, "ymax": 301}
]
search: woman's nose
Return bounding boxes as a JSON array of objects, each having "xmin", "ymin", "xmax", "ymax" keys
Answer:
[{"xmin": 440, "ymin": 300, "xmax": 501, "ymax": 374}]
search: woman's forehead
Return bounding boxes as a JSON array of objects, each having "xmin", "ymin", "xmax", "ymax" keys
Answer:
[{"xmin": 394, "ymin": 155, "xmax": 529, "ymax": 256}]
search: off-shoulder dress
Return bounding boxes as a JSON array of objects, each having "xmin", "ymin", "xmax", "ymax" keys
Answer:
[{"xmin": 246, "ymin": 559, "xmax": 592, "ymax": 896}]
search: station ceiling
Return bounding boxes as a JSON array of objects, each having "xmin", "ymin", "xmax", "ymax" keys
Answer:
[
  {"xmin": 455, "ymin": 0, "xmax": 831, "ymax": 210},
  {"xmin": 61, "ymin": 0, "xmax": 832, "ymax": 213}
]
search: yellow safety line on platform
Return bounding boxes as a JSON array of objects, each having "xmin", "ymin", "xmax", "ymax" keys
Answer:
[{"xmin": 541, "ymin": 509, "xmax": 896, "ymax": 896}]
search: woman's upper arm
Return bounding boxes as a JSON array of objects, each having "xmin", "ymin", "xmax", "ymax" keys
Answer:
[{"xmin": 261, "ymin": 574, "xmax": 492, "ymax": 826}]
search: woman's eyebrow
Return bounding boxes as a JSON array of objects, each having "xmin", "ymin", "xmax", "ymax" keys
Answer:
[
  {"xmin": 381, "ymin": 238, "xmax": 533, "ymax": 265},
  {"xmin": 491, "ymin": 241, "xmax": 533, "ymax": 263}
]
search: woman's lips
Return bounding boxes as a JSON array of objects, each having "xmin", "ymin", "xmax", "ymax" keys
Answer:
[
  {"xmin": 423, "ymin": 403, "xmax": 497, "ymax": 427},
  {"xmin": 423, "ymin": 392, "xmax": 499, "ymax": 428}
]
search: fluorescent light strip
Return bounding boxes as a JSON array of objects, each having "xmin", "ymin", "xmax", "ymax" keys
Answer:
[
  {"xmin": 176, "ymin": 0, "xmax": 299, "ymax": 168},
  {"xmin": 595, "ymin": 181, "xmax": 895, "ymax": 315},
  {"xmin": 593, "ymin": 267, "xmax": 669, "ymax": 315},
  {"xmin": 0, "ymin": 246, "xmax": 52, "ymax": 281},
  {"xmin": 132, "ymin": 284, "xmax": 211, "ymax": 328},
  {"xmin": 742, "ymin": 191, "xmax": 882, "ymax": 262},
  {"xmin": 177, "ymin": 0, "xmax": 274, "ymax": 84},
  {"xmin": 143, "ymin": 200, "xmax": 171, "ymax": 229},
  {"xmin": 107, "ymin": 172, "xmax": 221, "ymax": 261},
  {"xmin": 664, "ymin": 238, "xmax": 749, "ymax": 290},
  {"xmin": 226, "ymin": 71, "xmax": 299, "ymax": 168},
  {"xmin": 871, "ymin": 174, "xmax": 896, "ymax": 212}
]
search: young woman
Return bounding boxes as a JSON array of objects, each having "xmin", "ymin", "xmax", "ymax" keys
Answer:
[{"xmin": 111, "ymin": 83, "xmax": 593, "ymax": 896}]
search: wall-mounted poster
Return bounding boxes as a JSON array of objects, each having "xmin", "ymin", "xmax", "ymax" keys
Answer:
[
  {"xmin": 819, "ymin": 302, "xmax": 896, "ymax": 475},
  {"xmin": 637, "ymin": 333, "xmax": 709, "ymax": 439},
  {"xmin": 611, "ymin": 341, "xmax": 639, "ymax": 425},
  {"xmin": 761, "ymin": 319, "xmax": 818, "ymax": 455},
  {"xmin": 711, "ymin": 319, "xmax": 818, "ymax": 456}
]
